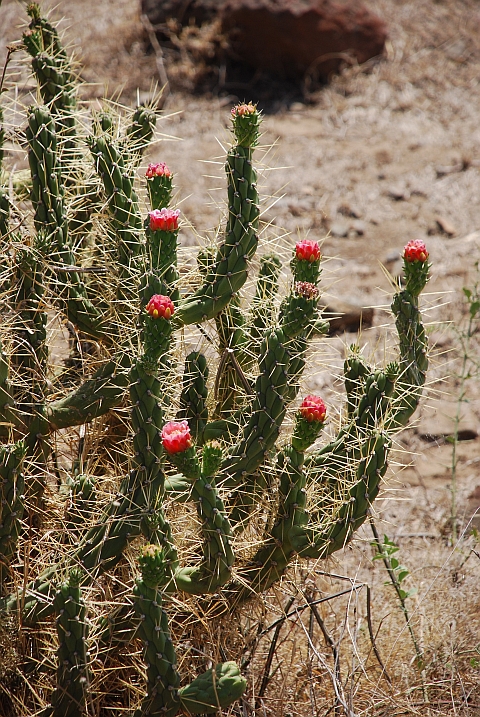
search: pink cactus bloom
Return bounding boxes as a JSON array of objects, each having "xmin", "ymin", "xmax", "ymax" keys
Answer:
[
  {"xmin": 146, "ymin": 294, "xmax": 175, "ymax": 320},
  {"xmin": 161, "ymin": 420, "xmax": 192, "ymax": 454},
  {"xmin": 146, "ymin": 162, "xmax": 171, "ymax": 178},
  {"xmin": 299, "ymin": 395, "xmax": 327, "ymax": 423},
  {"xmin": 403, "ymin": 239, "xmax": 429, "ymax": 263},
  {"xmin": 295, "ymin": 281, "xmax": 319, "ymax": 299},
  {"xmin": 231, "ymin": 102, "xmax": 256, "ymax": 117},
  {"xmin": 295, "ymin": 239, "xmax": 321, "ymax": 262},
  {"xmin": 149, "ymin": 208, "xmax": 180, "ymax": 232}
]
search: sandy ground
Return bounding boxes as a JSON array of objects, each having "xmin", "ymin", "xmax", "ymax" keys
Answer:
[{"xmin": 1, "ymin": 0, "xmax": 480, "ymax": 714}]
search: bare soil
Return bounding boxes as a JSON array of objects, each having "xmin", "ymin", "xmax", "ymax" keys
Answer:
[{"xmin": 1, "ymin": 0, "xmax": 480, "ymax": 715}]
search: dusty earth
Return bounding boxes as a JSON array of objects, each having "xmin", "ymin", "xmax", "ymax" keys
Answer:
[{"xmin": 1, "ymin": 0, "xmax": 480, "ymax": 715}]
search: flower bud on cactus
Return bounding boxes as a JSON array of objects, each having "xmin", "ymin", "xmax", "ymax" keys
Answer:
[
  {"xmin": 146, "ymin": 294, "xmax": 175, "ymax": 320},
  {"xmin": 149, "ymin": 208, "xmax": 180, "ymax": 232},
  {"xmin": 402, "ymin": 240, "xmax": 430, "ymax": 297},
  {"xmin": 295, "ymin": 281, "xmax": 319, "ymax": 299},
  {"xmin": 146, "ymin": 164, "xmax": 174, "ymax": 210},
  {"xmin": 299, "ymin": 395, "xmax": 327, "ymax": 423},
  {"xmin": 146, "ymin": 162, "xmax": 171, "ymax": 179},
  {"xmin": 295, "ymin": 240, "xmax": 321, "ymax": 263},
  {"xmin": 202, "ymin": 442, "xmax": 223, "ymax": 477},
  {"xmin": 403, "ymin": 239, "xmax": 428, "ymax": 263},
  {"xmin": 161, "ymin": 420, "xmax": 192, "ymax": 454},
  {"xmin": 292, "ymin": 395, "xmax": 327, "ymax": 451},
  {"xmin": 231, "ymin": 102, "xmax": 261, "ymax": 147},
  {"xmin": 138, "ymin": 544, "xmax": 167, "ymax": 588}
]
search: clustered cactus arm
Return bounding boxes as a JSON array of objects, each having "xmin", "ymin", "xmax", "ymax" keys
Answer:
[
  {"xmin": 132, "ymin": 544, "xmax": 246, "ymax": 716},
  {"xmin": 26, "ymin": 105, "xmax": 105, "ymax": 338},
  {"xmin": 0, "ymin": 441, "xmax": 26, "ymax": 585},
  {"xmin": 43, "ymin": 568, "xmax": 90, "ymax": 717}
]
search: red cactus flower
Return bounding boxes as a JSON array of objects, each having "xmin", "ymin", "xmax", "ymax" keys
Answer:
[
  {"xmin": 295, "ymin": 240, "xmax": 321, "ymax": 263},
  {"xmin": 295, "ymin": 281, "xmax": 319, "ymax": 299},
  {"xmin": 231, "ymin": 103, "xmax": 256, "ymax": 117},
  {"xmin": 299, "ymin": 395, "xmax": 327, "ymax": 423},
  {"xmin": 146, "ymin": 294, "xmax": 175, "ymax": 320},
  {"xmin": 403, "ymin": 239, "xmax": 429, "ymax": 263},
  {"xmin": 149, "ymin": 208, "xmax": 180, "ymax": 232},
  {"xmin": 146, "ymin": 162, "xmax": 171, "ymax": 178},
  {"xmin": 161, "ymin": 420, "xmax": 192, "ymax": 454}
]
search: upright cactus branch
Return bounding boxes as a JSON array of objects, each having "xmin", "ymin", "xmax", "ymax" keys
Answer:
[
  {"xmin": 44, "ymin": 568, "xmax": 90, "ymax": 717},
  {"xmin": 0, "ymin": 441, "xmax": 26, "ymax": 587}
]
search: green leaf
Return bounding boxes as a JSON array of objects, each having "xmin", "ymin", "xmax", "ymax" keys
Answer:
[
  {"xmin": 397, "ymin": 569, "xmax": 409, "ymax": 582},
  {"xmin": 390, "ymin": 557, "xmax": 399, "ymax": 569}
]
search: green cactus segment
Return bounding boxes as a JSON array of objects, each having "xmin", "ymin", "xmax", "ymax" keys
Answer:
[
  {"xmin": 147, "ymin": 167, "xmax": 173, "ymax": 211},
  {"xmin": 389, "ymin": 287, "xmax": 428, "ymax": 428},
  {"xmin": 26, "ymin": 105, "xmax": 104, "ymax": 338},
  {"xmin": 121, "ymin": 107, "xmax": 157, "ymax": 171},
  {"xmin": 48, "ymin": 569, "xmax": 89, "ymax": 717},
  {"xmin": 0, "ymin": 341, "xmax": 16, "ymax": 437},
  {"xmin": 299, "ymin": 430, "xmax": 391, "ymax": 560},
  {"xmin": 64, "ymin": 474, "xmax": 96, "ymax": 539},
  {"xmin": 403, "ymin": 255, "xmax": 430, "ymax": 299},
  {"xmin": 179, "ymin": 662, "xmax": 247, "ymax": 714},
  {"xmin": 177, "ymin": 352, "xmax": 209, "ymax": 443},
  {"xmin": 143, "ymin": 224, "xmax": 180, "ymax": 304},
  {"xmin": 11, "ymin": 245, "xmax": 48, "ymax": 392},
  {"xmin": 220, "ymin": 328, "xmax": 289, "ymax": 525},
  {"xmin": 230, "ymin": 103, "xmax": 261, "ymax": 148},
  {"xmin": 90, "ymin": 135, "xmax": 144, "ymax": 275},
  {"xmin": 24, "ymin": 5, "xmax": 77, "ymax": 151},
  {"xmin": 175, "ymin": 470, "xmax": 234, "ymax": 595},
  {"xmin": 284, "ymin": 334, "xmax": 307, "ymax": 403},
  {"xmin": 248, "ymin": 253, "xmax": 282, "ymax": 347},
  {"xmin": 24, "ymin": 4, "xmax": 66, "ymax": 59},
  {"xmin": 174, "ymin": 110, "xmax": 261, "ymax": 327},
  {"xmin": 0, "ymin": 441, "xmax": 26, "ymax": 585},
  {"xmin": 47, "ymin": 353, "xmax": 131, "ymax": 430},
  {"xmin": 344, "ymin": 346, "xmax": 371, "ymax": 417},
  {"xmin": 214, "ymin": 297, "xmax": 251, "ymax": 417},
  {"xmin": 132, "ymin": 578, "xmax": 181, "ymax": 717}
]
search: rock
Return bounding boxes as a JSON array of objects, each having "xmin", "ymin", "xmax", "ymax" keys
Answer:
[
  {"xmin": 220, "ymin": 0, "xmax": 387, "ymax": 80},
  {"xmin": 387, "ymin": 185, "xmax": 409, "ymax": 201},
  {"xmin": 330, "ymin": 221, "xmax": 349, "ymax": 237},
  {"xmin": 321, "ymin": 299, "xmax": 374, "ymax": 335},
  {"xmin": 338, "ymin": 203, "xmax": 361, "ymax": 218},
  {"xmin": 416, "ymin": 401, "xmax": 478, "ymax": 442},
  {"xmin": 141, "ymin": 0, "xmax": 223, "ymax": 27},
  {"xmin": 350, "ymin": 219, "xmax": 366, "ymax": 235},
  {"xmin": 435, "ymin": 216, "xmax": 457, "ymax": 237}
]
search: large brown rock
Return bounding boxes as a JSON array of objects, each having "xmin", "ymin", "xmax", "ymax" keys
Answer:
[
  {"xmin": 220, "ymin": 0, "xmax": 388, "ymax": 79},
  {"xmin": 141, "ymin": 0, "xmax": 224, "ymax": 28}
]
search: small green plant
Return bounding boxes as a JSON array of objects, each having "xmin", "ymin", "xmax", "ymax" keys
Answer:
[{"xmin": 370, "ymin": 522, "xmax": 423, "ymax": 667}]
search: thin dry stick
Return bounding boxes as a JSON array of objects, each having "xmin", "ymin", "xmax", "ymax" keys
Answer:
[
  {"xmin": 257, "ymin": 594, "xmax": 296, "ymax": 701},
  {"xmin": 140, "ymin": 14, "xmax": 170, "ymax": 98},
  {"xmin": 306, "ymin": 592, "xmax": 343, "ymax": 717},
  {"xmin": 259, "ymin": 586, "xmax": 364, "ymax": 638},
  {"xmin": 366, "ymin": 585, "xmax": 392, "ymax": 685}
]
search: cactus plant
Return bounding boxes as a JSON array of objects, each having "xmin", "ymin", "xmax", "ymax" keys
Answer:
[{"xmin": 0, "ymin": 7, "xmax": 431, "ymax": 715}]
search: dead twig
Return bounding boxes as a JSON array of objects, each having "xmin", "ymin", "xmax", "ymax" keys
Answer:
[{"xmin": 366, "ymin": 585, "xmax": 392, "ymax": 686}]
